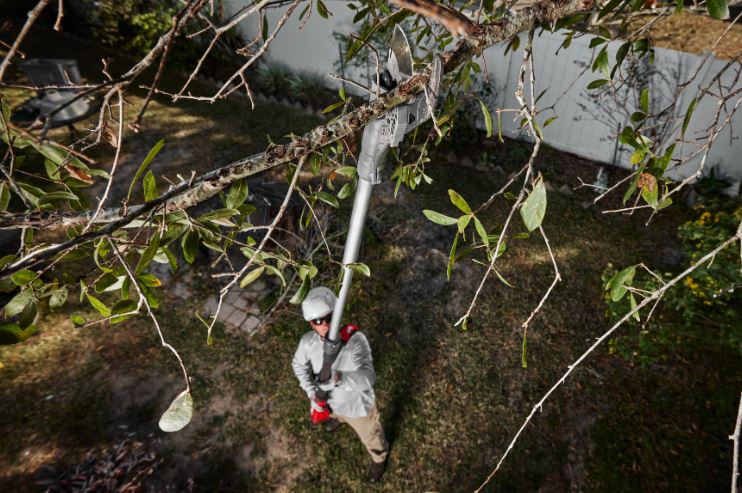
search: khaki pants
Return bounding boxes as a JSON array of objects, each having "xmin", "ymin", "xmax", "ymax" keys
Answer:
[{"xmin": 333, "ymin": 406, "xmax": 389, "ymax": 463}]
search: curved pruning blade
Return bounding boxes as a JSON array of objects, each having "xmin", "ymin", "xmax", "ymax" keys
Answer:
[{"xmin": 388, "ymin": 24, "xmax": 413, "ymax": 82}]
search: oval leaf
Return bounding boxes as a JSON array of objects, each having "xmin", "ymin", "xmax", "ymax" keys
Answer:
[
  {"xmin": 520, "ymin": 178, "xmax": 547, "ymax": 231},
  {"xmin": 423, "ymin": 210, "xmax": 458, "ymax": 226},
  {"xmin": 448, "ymin": 189, "xmax": 471, "ymax": 214},
  {"xmin": 240, "ymin": 266, "xmax": 265, "ymax": 288},
  {"xmin": 159, "ymin": 390, "xmax": 193, "ymax": 432}
]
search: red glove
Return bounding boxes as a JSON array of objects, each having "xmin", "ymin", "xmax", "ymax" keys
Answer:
[{"xmin": 310, "ymin": 397, "xmax": 331, "ymax": 425}]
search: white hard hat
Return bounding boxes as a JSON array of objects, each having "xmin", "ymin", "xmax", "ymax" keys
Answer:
[{"xmin": 301, "ymin": 286, "xmax": 336, "ymax": 321}]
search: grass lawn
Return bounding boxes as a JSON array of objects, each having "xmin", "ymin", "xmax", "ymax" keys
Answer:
[{"xmin": 0, "ymin": 20, "xmax": 739, "ymax": 493}]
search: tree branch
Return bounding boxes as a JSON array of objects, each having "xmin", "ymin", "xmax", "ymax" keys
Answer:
[
  {"xmin": 390, "ymin": 0, "xmax": 477, "ymax": 36},
  {"xmin": 475, "ymin": 224, "xmax": 742, "ymax": 491},
  {"xmin": 0, "ymin": 0, "xmax": 594, "ymax": 278}
]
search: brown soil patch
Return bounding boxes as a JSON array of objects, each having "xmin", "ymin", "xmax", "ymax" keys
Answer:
[{"xmin": 635, "ymin": 12, "xmax": 742, "ymax": 60}]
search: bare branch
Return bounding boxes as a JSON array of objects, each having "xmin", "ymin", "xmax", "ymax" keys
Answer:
[
  {"xmin": 390, "ymin": 0, "xmax": 476, "ymax": 36},
  {"xmin": 0, "ymin": 0, "xmax": 50, "ymax": 81},
  {"xmin": 109, "ymin": 235, "xmax": 191, "ymax": 393}
]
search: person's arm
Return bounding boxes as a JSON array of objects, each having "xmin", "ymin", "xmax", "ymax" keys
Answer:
[
  {"xmin": 291, "ymin": 335, "xmax": 317, "ymax": 400},
  {"xmin": 337, "ymin": 333, "xmax": 375, "ymax": 391}
]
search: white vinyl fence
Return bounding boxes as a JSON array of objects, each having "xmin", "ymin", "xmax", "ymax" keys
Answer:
[{"xmin": 224, "ymin": 1, "xmax": 742, "ymax": 191}]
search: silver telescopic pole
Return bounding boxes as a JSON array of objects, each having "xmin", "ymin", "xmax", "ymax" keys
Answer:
[
  {"xmin": 325, "ymin": 114, "xmax": 386, "ymax": 347},
  {"xmin": 327, "ymin": 177, "xmax": 373, "ymax": 342}
]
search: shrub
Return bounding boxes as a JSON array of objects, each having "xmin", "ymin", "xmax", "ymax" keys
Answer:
[{"xmin": 603, "ymin": 194, "xmax": 742, "ymax": 363}]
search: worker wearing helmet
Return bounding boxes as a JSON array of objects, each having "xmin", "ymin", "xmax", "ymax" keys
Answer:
[{"xmin": 291, "ymin": 286, "xmax": 389, "ymax": 482}]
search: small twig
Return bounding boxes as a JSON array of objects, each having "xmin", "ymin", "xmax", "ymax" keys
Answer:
[
  {"xmin": 54, "ymin": 0, "xmax": 64, "ymax": 31},
  {"xmin": 108, "ymin": 235, "xmax": 191, "ymax": 393},
  {"xmin": 328, "ymin": 73, "xmax": 372, "ymax": 95},
  {"xmin": 0, "ymin": 0, "xmax": 50, "ymax": 81},
  {"xmin": 82, "ymin": 90, "xmax": 124, "ymax": 233},
  {"xmin": 520, "ymin": 225, "xmax": 561, "ymax": 365}
]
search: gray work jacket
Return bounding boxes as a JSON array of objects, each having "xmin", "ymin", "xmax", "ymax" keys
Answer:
[{"xmin": 291, "ymin": 330, "xmax": 376, "ymax": 418}]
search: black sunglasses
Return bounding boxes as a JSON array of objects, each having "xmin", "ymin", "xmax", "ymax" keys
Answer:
[{"xmin": 310, "ymin": 315, "xmax": 332, "ymax": 325}]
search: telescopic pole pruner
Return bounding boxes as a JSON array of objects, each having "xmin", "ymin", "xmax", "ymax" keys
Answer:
[{"xmin": 317, "ymin": 26, "xmax": 442, "ymax": 384}]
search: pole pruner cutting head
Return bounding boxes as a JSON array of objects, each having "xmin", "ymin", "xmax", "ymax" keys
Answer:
[{"xmin": 373, "ymin": 25, "xmax": 443, "ymax": 148}]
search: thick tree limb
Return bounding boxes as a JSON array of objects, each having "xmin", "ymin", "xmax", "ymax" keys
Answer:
[
  {"xmin": 391, "ymin": 0, "xmax": 477, "ymax": 36},
  {"xmin": 0, "ymin": 0, "xmax": 593, "ymax": 277}
]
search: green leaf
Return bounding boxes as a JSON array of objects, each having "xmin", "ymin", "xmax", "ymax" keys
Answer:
[
  {"xmin": 347, "ymin": 262, "xmax": 371, "ymax": 277},
  {"xmin": 334, "ymin": 166, "xmax": 357, "ymax": 178},
  {"xmin": 592, "ymin": 47, "xmax": 610, "ymax": 76},
  {"xmin": 322, "ymin": 101, "xmax": 345, "ymax": 114},
  {"xmin": 0, "ymin": 182, "xmax": 9, "ymax": 212},
  {"xmin": 160, "ymin": 246, "xmax": 178, "ymax": 273},
  {"xmin": 521, "ymin": 333, "xmax": 528, "ymax": 368},
  {"xmin": 182, "ymin": 230, "xmax": 198, "ymax": 264},
  {"xmin": 137, "ymin": 273, "xmax": 161, "ymax": 288},
  {"xmin": 607, "ymin": 265, "xmax": 636, "ymax": 302},
  {"xmin": 641, "ymin": 180, "xmax": 659, "ymax": 208},
  {"xmin": 474, "ymin": 216, "xmax": 489, "ymax": 247},
  {"xmin": 225, "ymin": 179, "xmax": 248, "ymax": 209},
  {"xmin": 587, "ymin": 79, "xmax": 609, "ymax": 90},
  {"xmin": 520, "ymin": 178, "xmax": 547, "ymax": 231},
  {"xmin": 629, "ymin": 293, "xmax": 640, "ymax": 322},
  {"xmin": 316, "ymin": 191, "xmax": 339, "ymax": 208},
  {"xmin": 447, "ymin": 232, "xmax": 459, "ymax": 281},
  {"xmin": 70, "ymin": 314, "xmax": 85, "ymax": 326},
  {"xmin": 11, "ymin": 269, "xmax": 36, "ymax": 286},
  {"xmin": 457, "ymin": 214, "xmax": 471, "ymax": 234},
  {"xmin": 423, "ymin": 210, "xmax": 458, "ymax": 226},
  {"xmin": 158, "ymin": 390, "xmax": 193, "ymax": 432},
  {"xmin": 543, "ymin": 116, "xmax": 559, "ymax": 127},
  {"xmin": 127, "ymin": 139, "xmax": 164, "ymax": 202},
  {"xmin": 265, "ymin": 265, "xmax": 286, "ymax": 287},
  {"xmin": 494, "ymin": 267, "xmax": 514, "ymax": 288},
  {"xmin": 199, "ymin": 208, "xmax": 240, "ymax": 223},
  {"xmin": 448, "ymin": 189, "xmax": 471, "ymax": 214},
  {"xmin": 681, "ymin": 97, "xmax": 697, "ymax": 137},
  {"xmin": 615, "ymin": 41, "xmax": 631, "ymax": 66},
  {"xmin": 640, "ymin": 88, "xmax": 649, "ymax": 113},
  {"xmin": 37, "ymin": 191, "xmax": 79, "ymax": 207},
  {"xmin": 589, "ymin": 37, "xmax": 607, "ymax": 48},
  {"xmin": 49, "ymin": 287, "xmax": 68, "ymax": 309},
  {"xmin": 630, "ymin": 111, "xmax": 646, "ymax": 123},
  {"xmin": 143, "ymin": 170, "xmax": 158, "ymax": 202},
  {"xmin": 94, "ymin": 273, "xmax": 120, "ymax": 293},
  {"xmin": 240, "ymin": 266, "xmax": 265, "ymax": 288},
  {"xmin": 476, "ymin": 97, "xmax": 493, "ymax": 138},
  {"xmin": 289, "ymin": 276, "xmax": 310, "ymax": 304},
  {"xmin": 136, "ymin": 233, "xmax": 161, "ymax": 275},
  {"xmin": 338, "ymin": 181, "xmax": 355, "ymax": 200},
  {"xmin": 261, "ymin": 13, "xmax": 268, "ymax": 40},
  {"xmin": 44, "ymin": 159, "xmax": 61, "ymax": 180},
  {"xmin": 0, "ymin": 322, "xmax": 36, "ymax": 345},
  {"xmin": 707, "ymin": 0, "xmax": 729, "ymax": 19},
  {"xmin": 4, "ymin": 290, "xmax": 33, "ymax": 317},
  {"xmin": 316, "ymin": 0, "xmax": 331, "ymax": 18},
  {"xmin": 86, "ymin": 293, "xmax": 111, "ymax": 317},
  {"xmin": 111, "ymin": 299, "xmax": 138, "ymax": 324}
]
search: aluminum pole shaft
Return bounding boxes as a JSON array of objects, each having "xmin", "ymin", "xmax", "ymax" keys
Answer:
[{"xmin": 328, "ymin": 177, "xmax": 373, "ymax": 342}]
